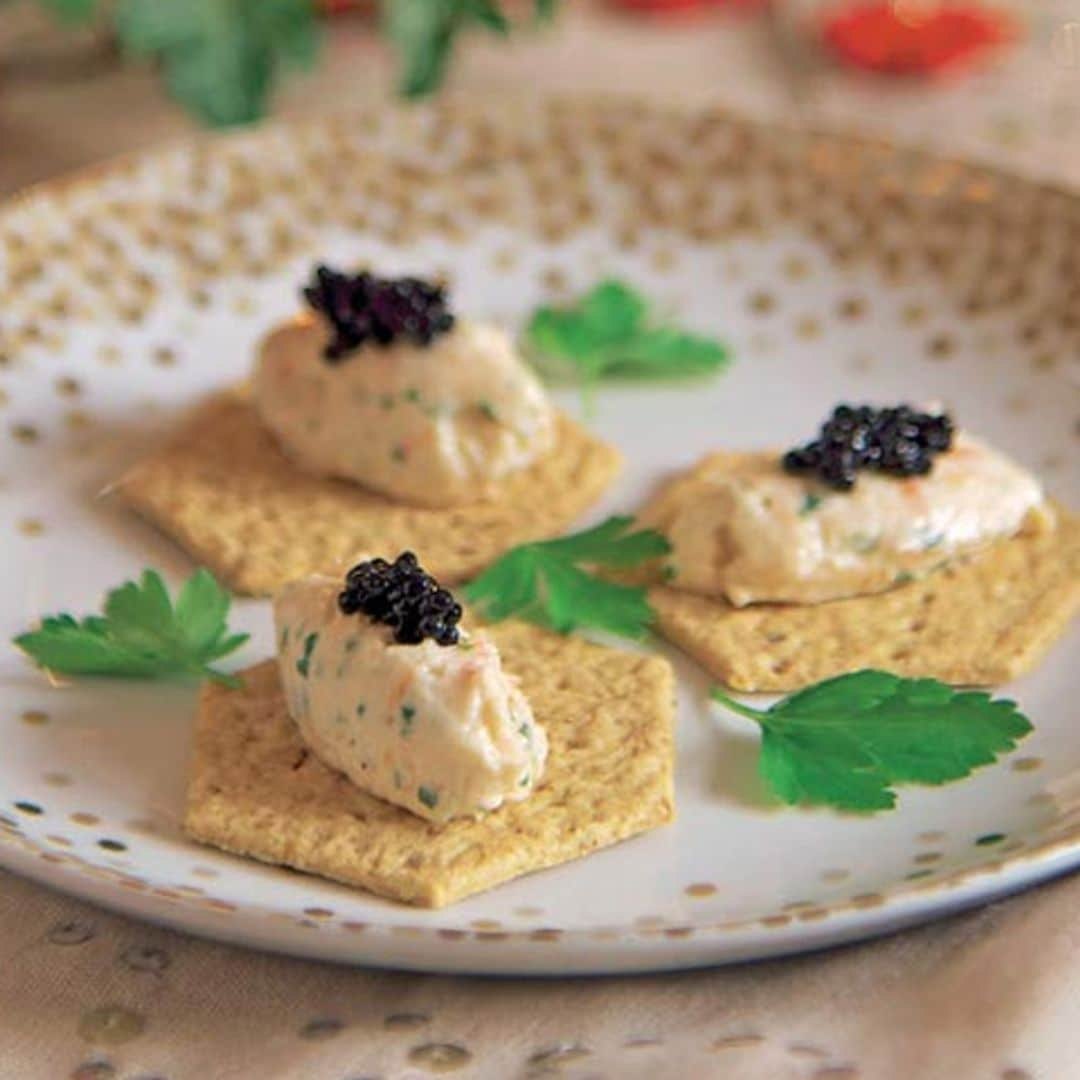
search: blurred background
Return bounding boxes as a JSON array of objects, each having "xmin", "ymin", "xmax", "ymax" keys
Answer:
[{"xmin": 0, "ymin": 0, "xmax": 1078, "ymax": 194}]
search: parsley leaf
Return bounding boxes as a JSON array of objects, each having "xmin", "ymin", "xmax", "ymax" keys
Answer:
[
  {"xmin": 711, "ymin": 671, "xmax": 1033, "ymax": 812},
  {"xmin": 26, "ymin": 0, "xmax": 560, "ymax": 123},
  {"xmin": 385, "ymin": 0, "xmax": 554, "ymax": 99},
  {"xmin": 525, "ymin": 279, "xmax": 731, "ymax": 391},
  {"xmin": 14, "ymin": 569, "xmax": 249, "ymax": 687},
  {"xmin": 115, "ymin": 0, "xmax": 319, "ymax": 127},
  {"xmin": 464, "ymin": 516, "xmax": 670, "ymax": 640}
]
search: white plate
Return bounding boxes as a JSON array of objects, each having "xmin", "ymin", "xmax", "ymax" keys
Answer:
[{"xmin": 0, "ymin": 99, "xmax": 1077, "ymax": 975}]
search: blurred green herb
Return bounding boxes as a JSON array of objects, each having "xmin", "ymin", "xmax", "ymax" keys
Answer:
[
  {"xmin": 385, "ymin": 0, "xmax": 556, "ymax": 99},
  {"xmin": 115, "ymin": 0, "xmax": 320, "ymax": 127},
  {"xmin": 39, "ymin": 0, "xmax": 98, "ymax": 22},
  {"xmin": 10, "ymin": 0, "xmax": 560, "ymax": 126}
]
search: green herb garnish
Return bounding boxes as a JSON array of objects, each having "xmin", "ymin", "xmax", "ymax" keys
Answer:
[
  {"xmin": 711, "ymin": 671, "xmax": 1032, "ymax": 813},
  {"xmin": 799, "ymin": 492, "xmax": 824, "ymax": 516},
  {"xmin": 34, "ymin": 1, "xmax": 563, "ymax": 127},
  {"xmin": 296, "ymin": 632, "xmax": 318, "ymax": 678},
  {"xmin": 464, "ymin": 516, "xmax": 670, "ymax": 640},
  {"xmin": 386, "ymin": 0, "xmax": 556, "ymax": 99},
  {"xmin": 417, "ymin": 785, "xmax": 439, "ymax": 809},
  {"xmin": 525, "ymin": 279, "xmax": 730, "ymax": 400},
  {"xmin": 116, "ymin": 0, "xmax": 319, "ymax": 127},
  {"xmin": 14, "ymin": 569, "xmax": 248, "ymax": 687}
]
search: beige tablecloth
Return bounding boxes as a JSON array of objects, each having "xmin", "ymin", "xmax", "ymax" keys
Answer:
[
  {"xmin": 2, "ymin": 4, "xmax": 1079, "ymax": 1078},
  {"xmin": 2, "ymin": 864, "xmax": 1080, "ymax": 1080}
]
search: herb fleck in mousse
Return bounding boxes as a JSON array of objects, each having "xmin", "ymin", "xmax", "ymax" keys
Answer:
[
  {"xmin": 274, "ymin": 553, "xmax": 547, "ymax": 825},
  {"xmin": 253, "ymin": 264, "xmax": 556, "ymax": 508},
  {"xmin": 645, "ymin": 405, "xmax": 1052, "ymax": 607}
]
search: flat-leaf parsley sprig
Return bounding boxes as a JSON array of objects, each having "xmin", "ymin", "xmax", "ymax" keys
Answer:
[
  {"xmin": 464, "ymin": 516, "xmax": 671, "ymax": 640},
  {"xmin": 711, "ymin": 670, "xmax": 1033, "ymax": 813},
  {"xmin": 14, "ymin": 569, "xmax": 249, "ymax": 688},
  {"xmin": 525, "ymin": 279, "xmax": 730, "ymax": 396}
]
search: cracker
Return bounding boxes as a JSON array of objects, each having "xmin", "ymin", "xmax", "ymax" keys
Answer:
[
  {"xmin": 184, "ymin": 623, "xmax": 676, "ymax": 907},
  {"xmin": 116, "ymin": 390, "xmax": 620, "ymax": 596},
  {"xmin": 649, "ymin": 510, "xmax": 1080, "ymax": 692}
]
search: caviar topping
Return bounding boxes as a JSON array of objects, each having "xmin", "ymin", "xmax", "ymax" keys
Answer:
[
  {"xmin": 303, "ymin": 265, "xmax": 455, "ymax": 361},
  {"xmin": 782, "ymin": 404, "xmax": 954, "ymax": 491},
  {"xmin": 338, "ymin": 552, "xmax": 462, "ymax": 646}
]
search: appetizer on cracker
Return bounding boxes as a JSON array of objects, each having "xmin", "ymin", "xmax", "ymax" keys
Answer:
[
  {"xmin": 185, "ymin": 553, "xmax": 676, "ymax": 907},
  {"xmin": 640, "ymin": 404, "xmax": 1079, "ymax": 691},
  {"xmin": 118, "ymin": 266, "xmax": 620, "ymax": 596}
]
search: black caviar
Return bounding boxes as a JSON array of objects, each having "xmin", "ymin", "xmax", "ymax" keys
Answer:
[
  {"xmin": 782, "ymin": 404, "xmax": 954, "ymax": 491},
  {"xmin": 303, "ymin": 265, "xmax": 455, "ymax": 361},
  {"xmin": 338, "ymin": 552, "xmax": 462, "ymax": 647}
]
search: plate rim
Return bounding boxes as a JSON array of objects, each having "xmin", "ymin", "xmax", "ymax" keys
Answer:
[
  {"xmin": 6, "ymin": 92, "xmax": 1080, "ymax": 220},
  {"xmin": 4, "ymin": 831, "xmax": 1080, "ymax": 975}
]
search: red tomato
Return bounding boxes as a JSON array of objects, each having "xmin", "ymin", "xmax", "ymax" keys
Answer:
[{"xmin": 821, "ymin": 2, "xmax": 1015, "ymax": 75}]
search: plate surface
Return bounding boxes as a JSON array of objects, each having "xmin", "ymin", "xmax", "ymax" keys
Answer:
[{"xmin": 0, "ymin": 99, "xmax": 1078, "ymax": 974}]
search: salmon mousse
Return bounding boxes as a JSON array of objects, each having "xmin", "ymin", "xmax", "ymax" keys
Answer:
[
  {"xmin": 254, "ymin": 267, "xmax": 557, "ymax": 507},
  {"xmin": 183, "ymin": 551, "xmax": 676, "ymax": 906},
  {"xmin": 275, "ymin": 552, "xmax": 547, "ymax": 824},
  {"xmin": 650, "ymin": 404, "xmax": 1053, "ymax": 608},
  {"xmin": 639, "ymin": 403, "xmax": 1077, "ymax": 692}
]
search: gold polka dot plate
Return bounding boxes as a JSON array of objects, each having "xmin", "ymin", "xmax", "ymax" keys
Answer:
[{"xmin": 0, "ymin": 98, "xmax": 1077, "ymax": 974}]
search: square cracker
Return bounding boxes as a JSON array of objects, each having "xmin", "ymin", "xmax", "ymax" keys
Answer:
[
  {"xmin": 184, "ymin": 623, "xmax": 675, "ymax": 908},
  {"xmin": 116, "ymin": 390, "xmax": 620, "ymax": 596},
  {"xmin": 648, "ymin": 511, "xmax": 1080, "ymax": 693}
]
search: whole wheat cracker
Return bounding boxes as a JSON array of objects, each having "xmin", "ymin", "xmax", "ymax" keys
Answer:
[
  {"xmin": 184, "ymin": 622, "xmax": 676, "ymax": 907},
  {"xmin": 116, "ymin": 389, "xmax": 620, "ymax": 596}
]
